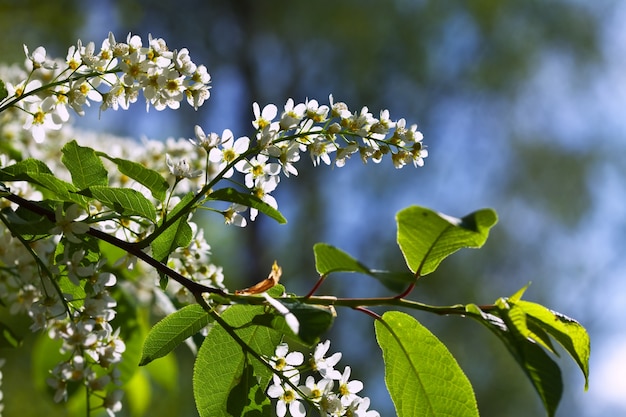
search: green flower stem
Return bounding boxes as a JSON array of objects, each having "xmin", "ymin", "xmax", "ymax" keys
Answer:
[{"xmin": 0, "ymin": 68, "xmax": 119, "ymax": 114}]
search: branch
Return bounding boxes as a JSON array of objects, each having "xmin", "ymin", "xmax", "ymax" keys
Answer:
[{"xmin": 1, "ymin": 191, "xmax": 227, "ymax": 297}]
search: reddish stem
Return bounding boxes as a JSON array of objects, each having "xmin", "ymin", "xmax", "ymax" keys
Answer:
[{"xmin": 304, "ymin": 274, "xmax": 326, "ymax": 298}]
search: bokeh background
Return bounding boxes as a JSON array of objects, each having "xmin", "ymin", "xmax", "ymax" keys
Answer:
[{"xmin": 0, "ymin": 0, "xmax": 624, "ymax": 416}]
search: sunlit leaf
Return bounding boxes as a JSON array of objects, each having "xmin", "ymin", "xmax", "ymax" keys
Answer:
[
  {"xmin": 98, "ymin": 153, "xmax": 169, "ymax": 202},
  {"xmin": 313, "ymin": 243, "xmax": 415, "ymax": 292},
  {"xmin": 0, "ymin": 158, "xmax": 52, "ymax": 177},
  {"xmin": 396, "ymin": 206, "xmax": 497, "ymax": 275},
  {"xmin": 513, "ymin": 300, "xmax": 590, "ymax": 390},
  {"xmin": 209, "ymin": 187, "xmax": 286, "ymax": 224},
  {"xmin": 507, "ymin": 303, "xmax": 557, "ymax": 354},
  {"xmin": 151, "ymin": 192, "xmax": 194, "ymax": 262},
  {"xmin": 61, "ymin": 140, "xmax": 108, "ymax": 189},
  {"xmin": 313, "ymin": 243, "xmax": 370, "ymax": 275},
  {"xmin": 474, "ymin": 304, "xmax": 564, "ymax": 417},
  {"xmin": 193, "ymin": 304, "xmax": 282, "ymax": 417},
  {"xmin": 226, "ymin": 363, "xmax": 273, "ymax": 416},
  {"xmin": 375, "ymin": 311, "xmax": 479, "ymax": 417},
  {"xmin": 140, "ymin": 304, "xmax": 213, "ymax": 366},
  {"xmin": 79, "ymin": 185, "xmax": 157, "ymax": 221},
  {"xmin": 0, "ymin": 159, "xmax": 87, "ymax": 204}
]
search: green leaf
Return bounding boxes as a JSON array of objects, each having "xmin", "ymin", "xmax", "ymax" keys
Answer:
[
  {"xmin": 209, "ymin": 187, "xmax": 287, "ymax": 224},
  {"xmin": 477, "ymin": 304, "xmax": 563, "ymax": 417},
  {"xmin": 193, "ymin": 304, "xmax": 282, "ymax": 417},
  {"xmin": 80, "ymin": 185, "xmax": 156, "ymax": 221},
  {"xmin": 313, "ymin": 243, "xmax": 370, "ymax": 275},
  {"xmin": 0, "ymin": 159, "xmax": 87, "ymax": 205},
  {"xmin": 98, "ymin": 153, "xmax": 169, "ymax": 202},
  {"xmin": 375, "ymin": 311, "xmax": 479, "ymax": 417},
  {"xmin": 313, "ymin": 243, "xmax": 415, "ymax": 292},
  {"xmin": 0, "ymin": 158, "xmax": 52, "ymax": 177},
  {"xmin": 140, "ymin": 304, "xmax": 213, "ymax": 366},
  {"xmin": 507, "ymin": 303, "xmax": 557, "ymax": 354},
  {"xmin": 151, "ymin": 192, "xmax": 194, "ymax": 262},
  {"xmin": 513, "ymin": 300, "xmax": 590, "ymax": 390},
  {"xmin": 0, "ymin": 205, "xmax": 55, "ymax": 240},
  {"xmin": 396, "ymin": 206, "xmax": 498, "ymax": 275},
  {"xmin": 31, "ymin": 173, "xmax": 88, "ymax": 204},
  {"xmin": 227, "ymin": 363, "xmax": 273, "ymax": 417},
  {"xmin": 61, "ymin": 140, "xmax": 108, "ymax": 189}
]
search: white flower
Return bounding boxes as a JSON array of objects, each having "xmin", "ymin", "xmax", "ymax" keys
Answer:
[
  {"xmin": 190, "ymin": 125, "xmax": 225, "ymax": 152},
  {"xmin": 370, "ymin": 109, "xmax": 395, "ymax": 136},
  {"xmin": 299, "ymin": 375, "xmax": 333, "ymax": 403},
  {"xmin": 253, "ymin": 102, "xmax": 278, "ymax": 130},
  {"xmin": 67, "ymin": 78, "xmax": 102, "ymax": 115},
  {"xmin": 156, "ymin": 68, "xmax": 186, "ymax": 109},
  {"xmin": 223, "ymin": 204, "xmax": 248, "ymax": 227},
  {"xmin": 267, "ymin": 374, "xmax": 306, "ymax": 417},
  {"xmin": 66, "ymin": 45, "xmax": 83, "ymax": 71},
  {"xmin": 102, "ymin": 389, "xmax": 124, "ymax": 417},
  {"xmin": 48, "ymin": 204, "xmax": 90, "ymax": 243},
  {"xmin": 345, "ymin": 396, "xmax": 380, "ymax": 417},
  {"xmin": 23, "ymin": 101, "xmax": 63, "ymax": 143},
  {"xmin": 304, "ymin": 99, "xmax": 329, "ymax": 123},
  {"xmin": 318, "ymin": 392, "xmax": 344, "ymax": 416},
  {"xmin": 271, "ymin": 343, "xmax": 304, "ymax": 373},
  {"xmin": 267, "ymin": 140, "xmax": 301, "ymax": 177},
  {"xmin": 23, "ymin": 45, "xmax": 57, "ymax": 70},
  {"xmin": 335, "ymin": 142, "xmax": 359, "ymax": 168},
  {"xmin": 409, "ymin": 144, "xmax": 428, "ymax": 168},
  {"xmin": 280, "ymin": 98, "xmax": 306, "ymax": 130},
  {"xmin": 249, "ymin": 175, "xmax": 279, "ymax": 221},
  {"xmin": 337, "ymin": 366, "xmax": 363, "ymax": 406},
  {"xmin": 310, "ymin": 340, "xmax": 342, "ymax": 380},
  {"xmin": 329, "ymin": 94, "xmax": 351, "ymax": 119},
  {"xmin": 236, "ymin": 154, "xmax": 281, "ymax": 188},
  {"xmin": 166, "ymin": 154, "xmax": 202, "ymax": 179},
  {"xmin": 308, "ymin": 137, "xmax": 337, "ymax": 166},
  {"xmin": 208, "ymin": 131, "xmax": 250, "ymax": 178},
  {"xmin": 173, "ymin": 48, "xmax": 196, "ymax": 75}
]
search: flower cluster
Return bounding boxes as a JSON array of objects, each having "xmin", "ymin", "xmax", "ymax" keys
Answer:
[
  {"xmin": 186, "ymin": 97, "xmax": 427, "ymax": 225},
  {"xmin": 267, "ymin": 341, "xmax": 379, "ymax": 417},
  {"xmin": 0, "ymin": 32, "xmax": 211, "ymax": 143}
]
